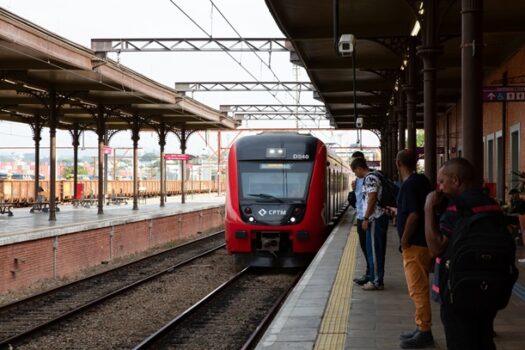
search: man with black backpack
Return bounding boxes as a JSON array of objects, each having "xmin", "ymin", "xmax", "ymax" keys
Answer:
[
  {"xmin": 424, "ymin": 158, "xmax": 518, "ymax": 350},
  {"xmin": 350, "ymin": 157, "xmax": 390, "ymax": 290},
  {"xmin": 349, "ymin": 151, "xmax": 371, "ymax": 287}
]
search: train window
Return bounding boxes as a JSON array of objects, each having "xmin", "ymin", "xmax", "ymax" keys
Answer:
[{"xmin": 238, "ymin": 161, "xmax": 312, "ymax": 202}]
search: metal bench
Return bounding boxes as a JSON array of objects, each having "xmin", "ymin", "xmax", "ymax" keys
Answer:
[
  {"xmin": 30, "ymin": 201, "xmax": 61, "ymax": 213},
  {"xmin": 106, "ymin": 196, "xmax": 129, "ymax": 206},
  {"xmin": 72, "ymin": 198, "xmax": 97, "ymax": 208},
  {"xmin": 0, "ymin": 203, "xmax": 13, "ymax": 216}
]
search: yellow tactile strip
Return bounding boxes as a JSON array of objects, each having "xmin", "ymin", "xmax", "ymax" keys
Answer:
[{"xmin": 314, "ymin": 227, "xmax": 358, "ymax": 350}]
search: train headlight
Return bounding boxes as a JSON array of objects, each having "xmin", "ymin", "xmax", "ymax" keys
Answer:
[
  {"xmin": 266, "ymin": 148, "xmax": 286, "ymax": 158},
  {"xmin": 244, "ymin": 207, "xmax": 252, "ymax": 214},
  {"xmin": 290, "ymin": 217, "xmax": 296, "ymax": 223},
  {"xmin": 293, "ymin": 207, "xmax": 303, "ymax": 215},
  {"xmin": 248, "ymin": 216, "xmax": 255, "ymax": 222}
]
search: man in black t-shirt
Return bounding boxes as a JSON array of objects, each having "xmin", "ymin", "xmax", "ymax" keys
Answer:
[{"xmin": 394, "ymin": 150, "xmax": 434, "ymax": 348}]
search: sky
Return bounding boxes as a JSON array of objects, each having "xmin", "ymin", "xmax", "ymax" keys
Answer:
[{"xmin": 0, "ymin": 0, "xmax": 379, "ymax": 159}]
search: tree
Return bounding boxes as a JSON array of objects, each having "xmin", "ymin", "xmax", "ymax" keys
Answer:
[
  {"xmin": 140, "ymin": 152, "xmax": 157, "ymax": 162},
  {"xmin": 416, "ymin": 130, "xmax": 424, "ymax": 147},
  {"xmin": 62, "ymin": 165, "xmax": 88, "ymax": 179}
]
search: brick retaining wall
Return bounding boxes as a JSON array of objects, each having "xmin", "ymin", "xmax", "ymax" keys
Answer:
[{"xmin": 0, "ymin": 207, "xmax": 225, "ymax": 295}]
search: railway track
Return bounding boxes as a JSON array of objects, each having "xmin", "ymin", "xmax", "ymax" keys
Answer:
[
  {"xmin": 133, "ymin": 267, "xmax": 302, "ymax": 350},
  {"xmin": 0, "ymin": 232, "xmax": 225, "ymax": 348}
]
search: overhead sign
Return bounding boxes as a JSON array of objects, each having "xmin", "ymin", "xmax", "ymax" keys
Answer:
[
  {"xmin": 164, "ymin": 153, "xmax": 190, "ymax": 160},
  {"xmin": 102, "ymin": 146, "xmax": 112, "ymax": 155},
  {"xmin": 483, "ymin": 86, "xmax": 525, "ymax": 102}
]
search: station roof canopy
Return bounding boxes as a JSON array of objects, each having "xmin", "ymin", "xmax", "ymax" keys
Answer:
[
  {"xmin": 0, "ymin": 8, "xmax": 236, "ymax": 132},
  {"xmin": 265, "ymin": 0, "xmax": 525, "ymax": 129}
]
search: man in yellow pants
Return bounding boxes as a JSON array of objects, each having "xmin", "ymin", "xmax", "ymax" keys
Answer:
[{"xmin": 394, "ymin": 149, "xmax": 434, "ymax": 348}]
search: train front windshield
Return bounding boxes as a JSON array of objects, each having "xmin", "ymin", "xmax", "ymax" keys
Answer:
[{"xmin": 238, "ymin": 162, "xmax": 313, "ymax": 202}]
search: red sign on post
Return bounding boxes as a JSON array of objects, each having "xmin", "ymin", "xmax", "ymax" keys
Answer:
[
  {"xmin": 102, "ymin": 146, "xmax": 112, "ymax": 155},
  {"xmin": 164, "ymin": 153, "xmax": 190, "ymax": 160}
]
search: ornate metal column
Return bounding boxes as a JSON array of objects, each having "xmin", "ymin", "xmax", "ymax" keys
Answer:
[
  {"xmin": 104, "ymin": 131, "xmax": 110, "ymax": 197},
  {"xmin": 131, "ymin": 115, "xmax": 141, "ymax": 210},
  {"xmin": 462, "ymin": 0, "xmax": 484, "ymax": 186},
  {"xmin": 385, "ymin": 121, "xmax": 394, "ymax": 178},
  {"xmin": 396, "ymin": 78, "xmax": 407, "ymax": 151},
  {"xmin": 48, "ymin": 91, "xmax": 58, "ymax": 221},
  {"xmin": 69, "ymin": 123, "xmax": 81, "ymax": 200},
  {"xmin": 174, "ymin": 128, "xmax": 197, "ymax": 204},
  {"xmin": 21, "ymin": 90, "xmax": 76, "ymax": 220},
  {"xmin": 418, "ymin": 0, "xmax": 442, "ymax": 184},
  {"xmin": 30, "ymin": 117, "xmax": 44, "ymax": 203},
  {"xmin": 380, "ymin": 133, "xmax": 387, "ymax": 175},
  {"xmin": 404, "ymin": 38, "xmax": 418, "ymax": 153},
  {"xmin": 96, "ymin": 105, "xmax": 107, "ymax": 215},
  {"xmin": 157, "ymin": 123, "xmax": 169, "ymax": 207},
  {"xmin": 390, "ymin": 114, "xmax": 399, "ymax": 177}
]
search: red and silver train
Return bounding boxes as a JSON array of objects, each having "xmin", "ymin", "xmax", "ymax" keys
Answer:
[{"xmin": 225, "ymin": 133, "xmax": 350, "ymax": 267}]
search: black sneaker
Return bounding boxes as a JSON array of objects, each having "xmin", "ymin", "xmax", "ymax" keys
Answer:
[
  {"xmin": 400, "ymin": 330, "xmax": 434, "ymax": 349},
  {"xmin": 399, "ymin": 329, "xmax": 418, "ymax": 341},
  {"xmin": 353, "ymin": 275, "xmax": 369, "ymax": 286}
]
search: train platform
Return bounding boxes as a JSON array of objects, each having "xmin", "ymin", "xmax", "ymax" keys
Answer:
[
  {"xmin": 257, "ymin": 209, "xmax": 525, "ymax": 350},
  {"xmin": 0, "ymin": 193, "xmax": 226, "ymax": 295},
  {"xmin": 0, "ymin": 193, "xmax": 225, "ymax": 246}
]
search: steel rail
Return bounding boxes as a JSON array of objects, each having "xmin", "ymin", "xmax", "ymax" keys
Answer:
[
  {"xmin": 0, "ymin": 232, "xmax": 225, "ymax": 348},
  {"xmin": 240, "ymin": 272, "xmax": 303, "ymax": 350},
  {"xmin": 132, "ymin": 267, "xmax": 251, "ymax": 350},
  {"xmin": 0, "ymin": 231, "xmax": 223, "ymax": 311}
]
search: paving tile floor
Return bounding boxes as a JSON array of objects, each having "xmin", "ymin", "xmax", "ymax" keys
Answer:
[
  {"xmin": 345, "ymin": 222, "xmax": 525, "ymax": 350},
  {"xmin": 0, "ymin": 193, "xmax": 225, "ymax": 246}
]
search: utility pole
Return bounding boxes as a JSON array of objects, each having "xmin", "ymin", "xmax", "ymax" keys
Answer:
[
  {"xmin": 294, "ymin": 64, "xmax": 300, "ymax": 129},
  {"xmin": 217, "ymin": 130, "xmax": 221, "ymax": 196},
  {"xmin": 113, "ymin": 149, "xmax": 117, "ymax": 180}
]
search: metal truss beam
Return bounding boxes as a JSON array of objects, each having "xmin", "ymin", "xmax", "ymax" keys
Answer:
[
  {"xmin": 91, "ymin": 38, "xmax": 290, "ymax": 54},
  {"xmin": 234, "ymin": 112, "xmax": 328, "ymax": 121},
  {"xmin": 175, "ymin": 82, "xmax": 314, "ymax": 92},
  {"xmin": 221, "ymin": 104, "xmax": 326, "ymax": 114}
]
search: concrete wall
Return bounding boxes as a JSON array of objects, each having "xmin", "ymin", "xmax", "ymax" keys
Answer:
[{"xmin": 0, "ymin": 207, "xmax": 225, "ymax": 295}]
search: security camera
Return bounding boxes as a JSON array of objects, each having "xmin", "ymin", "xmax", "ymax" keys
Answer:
[
  {"xmin": 356, "ymin": 117, "xmax": 363, "ymax": 128},
  {"xmin": 338, "ymin": 34, "xmax": 356, "ymax": 56}
]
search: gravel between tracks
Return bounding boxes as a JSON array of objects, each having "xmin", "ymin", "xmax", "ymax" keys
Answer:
[
  {"xmin": 15, "ymin": 250, "xmax": 234, "ymax": 350},
  {"xmin": 0, "ymin": 233, "xmax": 217, "ymax": 307},
  {"xmin": 162, "ymin": 271, "xmax": 298, "ymax": 350}
]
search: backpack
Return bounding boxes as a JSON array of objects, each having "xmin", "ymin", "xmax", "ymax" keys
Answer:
[
  {"xmin": 347, "ymin": 191, "xmax": 357, "ymax": 208},
  {"xmin": 369, "ymin": 171, "xmax": 399, "ymax": 208},
  {"xmin": 438, "ymin": 203, "xmax": 519, "ymax": 314}
]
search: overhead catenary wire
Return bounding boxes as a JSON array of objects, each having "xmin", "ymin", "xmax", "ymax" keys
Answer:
[
  {"xmin": 168, "ymin": 0, "xmax": 312, "ymax": 128},
  {"xmin": 168, "ymin": 0, "xmax": 282, "ymax": 100},
  {"xmin": 208, "ymin": 0, "xmax": 297, "ymax": 102}
]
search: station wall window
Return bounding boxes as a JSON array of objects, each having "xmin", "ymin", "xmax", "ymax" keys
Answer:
[
  {"xmin": 496, "ymin": 131, "xmax": 504, "ymax": 201},
  {"xmin": 510, "ymin": 123, "xmax": 521, "ymax": 190},
  {"xmin": 486, "ymin": 134, "xmax": 494, "ymax": 183}
]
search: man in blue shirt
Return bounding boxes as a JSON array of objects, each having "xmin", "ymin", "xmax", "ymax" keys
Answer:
[
  {"xmin": 350, "ymin": 151, "xmax": 370, "ymax": 285},
  {"xmin": 351, "ymin": 156, "xmax": 389, "ymax": 290}
]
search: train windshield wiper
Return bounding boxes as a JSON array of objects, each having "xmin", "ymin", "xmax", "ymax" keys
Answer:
[{"xmin": 247, "ymin": 193, "xmax": 284, "ymax": 203}]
